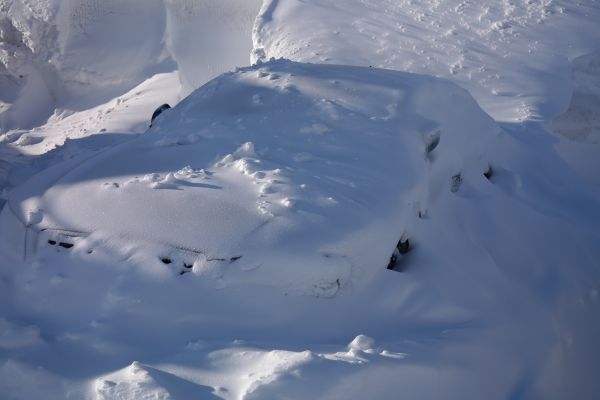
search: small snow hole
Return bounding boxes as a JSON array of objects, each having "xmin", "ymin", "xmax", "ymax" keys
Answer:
[
  {"xmin": 58, "ymin": 242, "xmax": 74, "ymax": 249},
  {"xmin": 160, "ymin": 257, "xmax": 172, "ymax": 265}
]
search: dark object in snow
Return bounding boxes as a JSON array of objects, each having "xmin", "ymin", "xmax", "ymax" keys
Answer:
[
  {"xmin": 48, "ymin": 239, "xmax": 57, "ymax": 245},
  {"xmin": 183, "ymin": 262, "xmax": 193, "ymax": 269},
  {"xmin": 387, "ymin": 238, "xmax": 411, "ymax": 271},
  {"xmin": 160, "ymin": 257, "xmax": 172, "ymax": 264},
  {"xmin": 58, "ymin": 242, "xmax": 74, "ymax": 249},
  {"xmin": 450, "ymin": 173, "xmax": 463, "ymax": 193},
  {"xmin": 397, "ymin": 238, "xmax": 410, "ymax": 255},
  {"xmin": 387, "ymin": 250, "xmax": 399, "ymax": 270},
  {"xmin": 484, "ymin": 165, "xmax": 493, "ymax": 180},
  {"xmin": 150, "ymin": 103, "xmax": 171, "ymax": 127}
]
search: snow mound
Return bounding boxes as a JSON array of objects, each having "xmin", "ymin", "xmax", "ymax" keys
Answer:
[
  {"xmin": 2, "ymin": 59, "xmax": 499, "ymax": 294},
  {"xmin": 95, "ymin": 361, "xmax": 216, "ymax": 400}
]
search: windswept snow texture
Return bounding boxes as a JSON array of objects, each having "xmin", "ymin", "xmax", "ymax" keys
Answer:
[{"xmin": 253, "ymin": 0, "xmax": 600, "ymax": 122}]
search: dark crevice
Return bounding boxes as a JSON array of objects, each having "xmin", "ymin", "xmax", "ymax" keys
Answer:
[
  {"xmin": 425, "ymin": 130, "xmax": 441, "ymax": 154},
  {"xmin": 484, "ymin": 165, "xmax": 493, "ymax": 180},
  {"xmin": 58, "ymin": 242, "xmax": 74, "ymax": 249},
  {"xmin": 387, "ymin": 237, "xmax": 411, "ymax": 272}
]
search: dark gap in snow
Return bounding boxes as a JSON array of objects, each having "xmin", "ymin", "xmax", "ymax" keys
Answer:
[
  {"xmin": 484, "ymin": 165, "xmax": 493, "ymax": 180},
  {"xmin": 387, "ymin": 238, "xmax": 411, "ymax": 272},
  {"xmin": 230, "ymin": 256, "xmax": 242, "ymax": 262},
  {"xmin": 183, "ymin": 262, "xmax": 193, "ymax": 269},
  {"xmin": 160, "ymin": 257, "xmax": 172, "ymax": 265},
  {"xmin": 48, "ymin": 240, "xmax": 57, "ymax": 245},
  {"xmin": 425, "ymin": 130, "xmax": 441, "ymax": 154},
  {"xmin": 58, "ymin": 242, "xmax": 73, "ymax": 249}
]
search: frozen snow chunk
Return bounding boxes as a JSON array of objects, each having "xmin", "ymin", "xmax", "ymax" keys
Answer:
[
  {"xmin": 281, "ymin": 198, "xmax": 296, "ymax": 208},
  {"xmin": 151, "ymin": 173, "xmax": 178, "ymax": 189},
  {"xmin": 348, "ymin": 335, "xmax": 376, "ymax": 353},
  {"xmin": 175, "ymin": 166, "xmax": 208, "ymax": 180},
  {"xmin": 234, "ymin": 141, "xmax": 257, "ymax": 158}
]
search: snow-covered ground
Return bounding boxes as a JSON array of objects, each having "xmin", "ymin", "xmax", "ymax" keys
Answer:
[{"xmin": 1, "ymin": 1, "xmax": 600, "ymax": 399}]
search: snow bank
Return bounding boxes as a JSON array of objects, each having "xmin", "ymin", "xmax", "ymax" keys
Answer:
[{"xmin": 0, "ymin": 0, "xmax": 262, "ymax": 132}]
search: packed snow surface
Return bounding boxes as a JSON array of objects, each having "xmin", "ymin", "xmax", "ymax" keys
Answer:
[{"xmin": 0, "ymin": 0, "xmax": 599, "ymax": 399}]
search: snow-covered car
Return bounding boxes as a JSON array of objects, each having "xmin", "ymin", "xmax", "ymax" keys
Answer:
[{"xmin": 0, "ymin": 59, "xmax": 499, "ymax": 295}]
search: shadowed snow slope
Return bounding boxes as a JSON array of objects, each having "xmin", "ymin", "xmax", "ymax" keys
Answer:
[{"xmin": 1, "ymin": 60, "xmax": 599, "ymax": 399}]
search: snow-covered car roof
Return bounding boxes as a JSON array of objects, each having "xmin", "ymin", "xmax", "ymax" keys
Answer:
[{"xmin": 1, "ymin": 60, "xmax": 499, "ymax": 294}]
